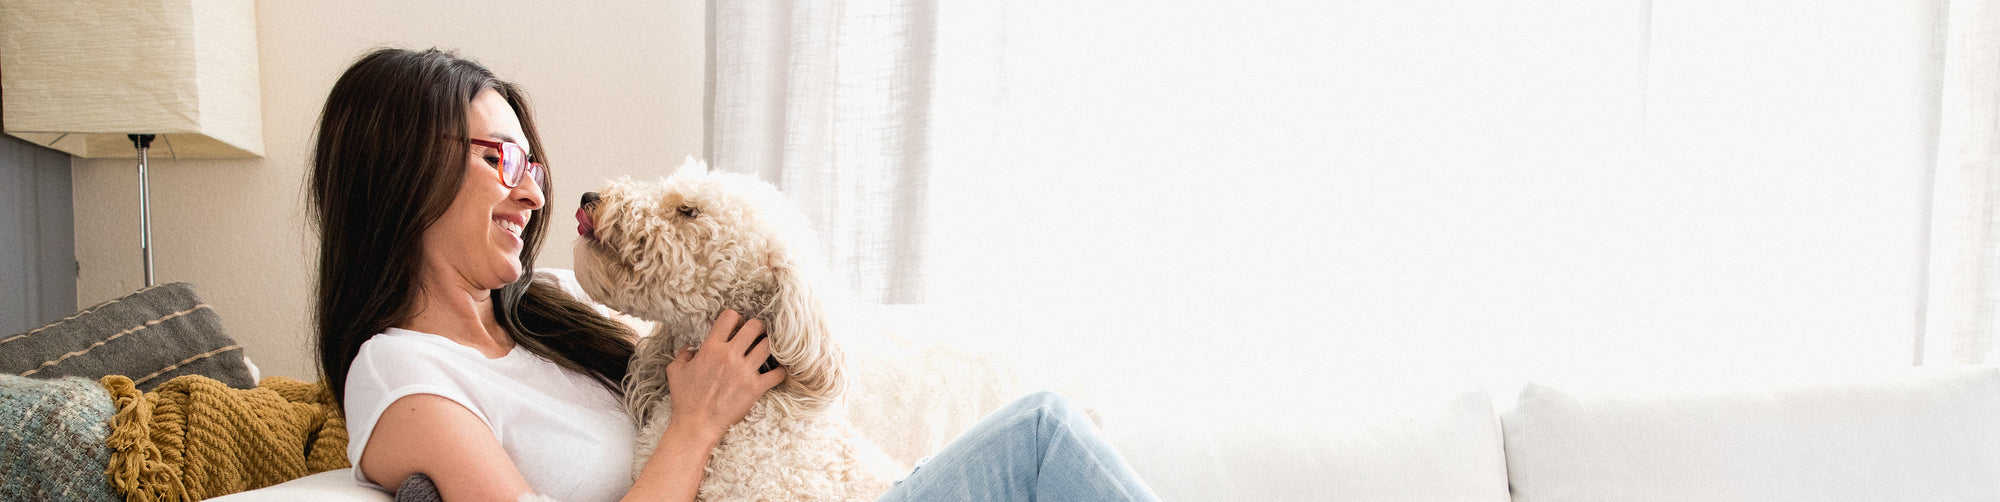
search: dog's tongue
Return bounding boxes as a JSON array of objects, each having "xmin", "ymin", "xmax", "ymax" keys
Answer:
[{"xmin": 576, "ymin": 207, "xmax": 595, "ymax": 238}]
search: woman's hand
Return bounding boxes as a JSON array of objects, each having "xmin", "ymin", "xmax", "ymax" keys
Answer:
[
  {"xmin": 664, "ymin": 309, "xmax": 789, "ymax": 442},
  {"xmin": 627, "ymin": 310, "xmax": 786, "ymax": 501}
]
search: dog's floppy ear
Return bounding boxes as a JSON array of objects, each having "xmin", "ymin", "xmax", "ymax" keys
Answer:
[{"xmin": 763, "ymin": 254, "xmax": 845, "ymax": 417}]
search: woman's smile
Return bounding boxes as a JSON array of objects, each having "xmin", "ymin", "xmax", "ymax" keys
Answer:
[{"xmin": 494, "ymin": 213, "xmax": 527, "ymax": 247}]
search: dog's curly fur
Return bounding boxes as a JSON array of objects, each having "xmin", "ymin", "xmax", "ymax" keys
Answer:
[{"xmin": 573, "ymin": 159, "xmax": 902, "ymax": 501}]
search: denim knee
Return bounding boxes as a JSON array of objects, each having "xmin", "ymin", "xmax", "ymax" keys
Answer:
[
  {"xmin": 1012, "ymin": 390, "xmax": 1088, "ymax": 427},
  {"xmin": 1023, "ymin": 390, "xmax": 1061, "ymax": 406}
]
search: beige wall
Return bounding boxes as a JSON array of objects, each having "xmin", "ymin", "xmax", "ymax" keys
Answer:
[{"xmin": 71, "ymin": 1, "xmax": 707, "ymax": 380}]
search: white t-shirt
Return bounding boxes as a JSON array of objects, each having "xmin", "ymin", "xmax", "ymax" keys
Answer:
[{"xmin": 344, "ymin": 327, "xmax": 636, "ymax": 502}]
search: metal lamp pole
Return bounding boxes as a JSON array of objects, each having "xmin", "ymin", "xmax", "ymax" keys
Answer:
[{"xmin": 130, "ymin": 133, "xmax": 155, "ymax": 287}]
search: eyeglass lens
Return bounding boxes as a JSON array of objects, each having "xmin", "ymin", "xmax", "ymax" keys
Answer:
[
  {"xmin": 500, "ymin": 142, "xmax": 526, "ymax": 186},
  {"xmin": 500, "ymin": 142, "xmax": 546, "ymax": 188}
]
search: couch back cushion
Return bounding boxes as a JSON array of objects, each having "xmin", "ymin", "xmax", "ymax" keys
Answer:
[
  {"xmin": 1502, "ymin": 366, "xmax": 2000, "ymax": 502},
  {"xmin": 1104, "ymin": 387, "xmax": 1511, "ymax": 502}
]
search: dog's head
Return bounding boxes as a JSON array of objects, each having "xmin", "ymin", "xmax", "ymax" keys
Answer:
[{"xmin": 574, "ymin": 158, "xmax": 843, "ymax": 421}]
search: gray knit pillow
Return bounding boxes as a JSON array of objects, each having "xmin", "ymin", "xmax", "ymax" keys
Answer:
[
  {"xmin": 395, "ymin": 473, "xmax": 443, "ymax": 502},
  {"xmin": 0, "ymin": 282, "xmax": 253, "ymax": 391}
]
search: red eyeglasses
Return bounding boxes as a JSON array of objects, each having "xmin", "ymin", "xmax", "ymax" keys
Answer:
[{"xmin": 469, "ymin": 138, "xmax": 545, "ymax": 188}]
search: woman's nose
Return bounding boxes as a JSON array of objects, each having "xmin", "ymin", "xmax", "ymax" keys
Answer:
[{"xmin": 516, "ymin": 179, "xmax": 545, "ymax": 209}]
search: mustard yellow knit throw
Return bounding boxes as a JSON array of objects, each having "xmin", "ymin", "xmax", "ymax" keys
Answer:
[{"xmin": 99, "ymin": 374, "xmax": 350, "ymax": 502}]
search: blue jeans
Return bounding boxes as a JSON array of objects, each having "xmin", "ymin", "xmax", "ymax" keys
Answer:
[{"xmin": 876, "ymin": 391, "xmax": 1161, "ymax": 502}]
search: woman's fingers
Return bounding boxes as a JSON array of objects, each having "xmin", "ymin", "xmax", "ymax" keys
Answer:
[
  {"xmin": 699, "ymin": 310, "xmax": 775, "ymax": 373},
  {"xmin": 729, "ymin": 318, "xmax": 763, "ymax": 348},
  {"xmin": 703, "ymin": 309, "xmax": 765, "ymax": 347},
  {"xmin": 665, "ymin": 344, "xmax": 694, "ymax": 374},
  {"xmin": 757, "ymin": 365, "xmax": 788, "ymax": 390},
  {"xmin": 703, "ymin": 309, "xmax": 742, "ymax": 345},
  {"xmin": 661, "ymin": 312, "xmax": 788, "ymax": 438},
  {"xmin": 744, "ymin": 332, "xmax": 770, "ymax": 360},
  {"xmin": 744, "ymin": 333, "xmax": 773, "ymax": 366}
]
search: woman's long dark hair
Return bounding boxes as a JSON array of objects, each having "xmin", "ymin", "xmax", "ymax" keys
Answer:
[{"xmin": 309, "ymin": 48, "xmax": 633, "ymax": 407}]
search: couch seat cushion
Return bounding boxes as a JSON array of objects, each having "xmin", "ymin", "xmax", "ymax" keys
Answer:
[
  {"xmin": 1104, "ymin": 386, "xmax": 1510, "ymax": 502},
  {"xmin": 1502, "ymin": 366, "xmax": 2000, "ymax": 502}
]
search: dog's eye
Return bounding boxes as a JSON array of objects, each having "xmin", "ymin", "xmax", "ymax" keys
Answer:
[{"xmin": 678, "ymin": 205, "xmax": 701, "ymax": 218}]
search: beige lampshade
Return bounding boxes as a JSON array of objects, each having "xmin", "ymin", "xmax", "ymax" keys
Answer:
[{"xmin": 0, "ymin": 0, "xmax": 263, "ymax": 158}]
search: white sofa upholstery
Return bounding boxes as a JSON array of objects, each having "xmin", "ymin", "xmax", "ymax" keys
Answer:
[
  {"xmin": 217, "ymin": 363, "xmax": 2000, "ymax": 502},
  {"xmin": 208, "ymin": 469, "xmax": 381, "ymax": 501},
  {"xmin": 212, "ymin": 305, "xmax": 1033, "ymax": 502},
  {"xmin": 1105, "ymin": 387, "xmax": 1510, "ymax": 501},
  {"xmin": 216, "ymin": 273, "xmax": 2000, "ymax": 500},
  {"xmin": 1501, "ymin": 366, "xmax": 2000, "ymax": 501},
  {"xmin": 1107, "ymin": 366, "xmax": 2000, "ymax": 501}
]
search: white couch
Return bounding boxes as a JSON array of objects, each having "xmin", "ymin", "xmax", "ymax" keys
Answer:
[
  {"xmin": 216, "ymin": 272, "xmax": 2000, "ymax": 500},
  {"xmin": 218, "ymin": 353, "xmax": 2000, "ymax": 501}
]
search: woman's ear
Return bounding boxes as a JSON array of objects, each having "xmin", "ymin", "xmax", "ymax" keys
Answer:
[{"xmin": 764, "ymin": 256, "xmax": 845, "ymax": 417}]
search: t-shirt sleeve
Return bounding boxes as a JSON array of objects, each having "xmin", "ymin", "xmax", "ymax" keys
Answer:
[{"xmin": 342, "ymin": 336, "xmax": 494, "ymax": 489}]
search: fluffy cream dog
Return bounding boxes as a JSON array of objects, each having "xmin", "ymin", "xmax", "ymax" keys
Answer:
[{"xmin": 572, "ymin": 159, "xmax": 903, "ymax": 501}]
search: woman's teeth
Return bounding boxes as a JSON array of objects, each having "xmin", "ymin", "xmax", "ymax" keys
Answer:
[{"xmin": 496, "ymin": 218, "xmax": 522, "ymax": 235}]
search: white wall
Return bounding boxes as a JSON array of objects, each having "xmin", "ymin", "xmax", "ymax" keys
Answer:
[{"xmin": 70, "ymin": 1, "xmax": 707, "ymax": 379}]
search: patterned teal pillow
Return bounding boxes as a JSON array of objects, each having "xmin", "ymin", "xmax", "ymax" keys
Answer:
[{"xmin": 0, "ymin": 374, "xmax": 119, "ymax": 501}]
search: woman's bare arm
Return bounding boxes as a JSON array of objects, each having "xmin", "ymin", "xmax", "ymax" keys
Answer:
[
  {"xmin": 620, "ymin": 421, "xmax": 720, "ymax": 502},
  {"xmin": 359, "ymin": 394, "xmax": 536, "ymax": 500},
  {"xmin": 364, "ymin": 394, "xmax": 722, "ymax": 502}
]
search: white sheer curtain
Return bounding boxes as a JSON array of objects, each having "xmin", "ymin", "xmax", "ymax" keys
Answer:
[
  {"xmin": 708, "ymin": 0, "xmax": 939, "ymax": 304},
  {"xmin": 1922, "ymin": 0, "xmax": 2000, "ymax": 366}
]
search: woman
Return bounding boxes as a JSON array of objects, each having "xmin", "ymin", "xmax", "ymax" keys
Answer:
[{"xmin": 311, "ymin": 48, "xmax": 1158, "ymax": 502}]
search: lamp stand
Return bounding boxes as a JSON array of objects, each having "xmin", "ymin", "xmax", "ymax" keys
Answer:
[{"xmin": 130, "ymin": 134, "xmax": 155, "ymax": 287}]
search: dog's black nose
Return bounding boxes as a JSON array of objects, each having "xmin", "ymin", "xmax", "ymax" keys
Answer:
[{"xmin": 581, "ymin": 192, "xmax": 600, "ymax": 206}]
